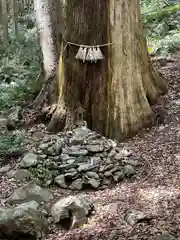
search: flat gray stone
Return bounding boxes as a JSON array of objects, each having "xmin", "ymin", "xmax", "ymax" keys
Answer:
[
  {"xmin": 123, "ymin": 164, "xmax": 135, "ymax": 177},
  {"xmin": 78, "ymin": 164, "xmax": 95, "ymax": 172},
  {"xmin": 104, "ymin": 171, "xmax": 112, "ymax": 177},
  {"xmin": 87, "ymin": 178, "xmax": 100, "ymax": 188},
  {"xmin": 69, "ymin": 178, "xmax": 84, "ymax": 190},
  {"xmin": 0, "ymin": 164, "xmax": 11, "ymax": 174},
  {"xmin": 59, "ymin": 163, "xmax": 78, "ymax": 171},
  {"xmin": 86, "ymin": 171, "xmax": 100, "ymax": 180},
  {"xmin": 55, "ymin": 175, "xmax": 67, "ymax": 188},
  {"xmin": 104, "ymin": 164, "xmax": 114, "ymax": 171},
  {"xmin": 85, "ymin": 144, "xmax": 104, "ymax": 153},
  {"xmin": 73, "ymin": 127, "xmax": 90, "ymax": 138},
  {"xmin": 69, "ymin": 149, "xmax": 88, "ymax": 157},
  {"xmin": 7, "ymin": 169, "xmax": 31, "ymax": 181},
  {"xmin": 8, "ymin": 181, "xmax": 53, "ymax": 204},
  {"xmin": 113, "ymin": 171, "xmax": 125, "ymax": 182},
  {"xmin": 65, "ymin": 171, "xmax": 78, "ymax": 179},
  {"xmin": 102, "ymin": 177, "xmax": 112, "ymax": 185},
  {"xmin": 19, "ymin": 153, "xmax": 38, "ymax": 168}
]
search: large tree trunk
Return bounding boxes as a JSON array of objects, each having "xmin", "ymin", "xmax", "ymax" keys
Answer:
[{"xmin": 48, "ymin": 0, "xmax": 167, "ymax": 141}]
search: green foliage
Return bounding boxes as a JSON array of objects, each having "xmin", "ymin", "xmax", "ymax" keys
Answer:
[
  {"xmin": 0, "ymin": 12, "xmax": 42, "ymax": 111},
  {"xmin": 149, "ymin": 33, "xmax": 180, "ymax": 55},
  {"xmin": 141, "ymin": 0, "xmax": 168, "ymax": 14},
  {"xmin": 0, "ymin": 133, "xmax": 24, "ymax": 155},
  {"xmin": 29, "ymin": 166, "xmax": 57, "ymax": 185},
  {"xmin": 141, "ymin": 0, "xmax": 180, "ymax": 56}
]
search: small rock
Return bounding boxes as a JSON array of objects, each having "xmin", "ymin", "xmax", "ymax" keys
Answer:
[
  {"xmin": 99, "ymin": 165, "xmax": 106, "ymax": 173},
  {"xmin": 115, "ymin": 153, "xmax": 124, "ymax": 160},
  {"xmin": 85, "ymin": 144, "xmax": 104, "ymax": 153},
  {"xmin": 39, "ymin": 143, "xmax": 49, "ymax": 151},
  {"xmin": 104, "ymin": 164, "xmax": 114, "ymax": 171},
  {"xmin": 158, "ymin": 233, "xmax": 176, "ymax": 240},
  {"xmin": 123, "ymin": 164, "xmax": 135, "ymax": 177},
  {"xmin": 19, "ymin": 153, "xmax": 38, "ymax": 168},
  {"xmin": 46, "ymin": 161, "xmax": 58, "ymax": 170},
  {"xmin": 108, "ymin": 149, "xmax": 116, "ymax": 158},
  {"xmin": 115, "ymin": 148, "xmax": 132, "ymax": 160},
  {"xmin": 55, "ymin": 175, "xmax": 67, "ymax": 188},
  {"xmin": 39, "ymin": 154, "xmax": 48, "ymax": 159},
  {"xmin": 53, "ymin": 139, "xmax": 63, "ymax": 155},
  {"xmin": 113, "ymin": 171, "xmax": 125, "ymax": 182},
  {"xmin": 50, "ymin": 195, "xmax": 94, "ymax": 229},
  {"xmin": 87, "ymin": 178, "xmax": 100, "ymax": 188},
  {"xmin": 102, "ymin": 177, "xmax": 112, "ymax": 185},
  {"xmin": 104, "ymin": 171, "xmax": 112, "ymax": 177},
  {"xmin": 67, "ymin": 159, "xmax": 76, "ymax": 164},
  {"xmin": 65, "ymin": 171, "xmax": 78, "ymax": 179},
  {"xmin": 69, "ymin": 146, "xmax": 88, "ymax": 157},
  {"xmin": 125, "ymin": 210, "xmax": 147, "ymax": 226},
  {"xmin": 0, "ymin": 164, "xmax": 11, "ymax": 174},
  {"xmin": 78, "ymin": 163, "xmax": 96, "ymax": 172},
  {"xmin": 69, "ymin": 178, "xmax": 84, "ymax": 190},
  {"xmin": 86, "ymin": 171, "xmax": 100, "ymax": 180},
  {"xmin": 46, "ymin": 146, "xmax": 56, "ymax": 156},
  {"xmin": 45, "ymin": 179, "xmax": 53, "ymax": 187},
  {"xmin": 60, "ymin": 154, "xmax": 74, "ymax": 161},
  {"xmin": 75, "ymin": 155, "xmax": 86, "ymax": 163},
  {"xmin": 122, "ymin": 159, "xmax": 141, "ymax": 167},
  {"xmin": 7, "ymin": 169, "xmax": 31, "ymax": 181},
  {"xmin": 158, "ymin": 125, "xmax": 166, "ymax": 131},
  {"xmin": 66, "ymin": 168, "xmax": 78, "ymax": 173},
  {"xmin": 59, "ymin": 163, "xmax": 78, "ymax": 171},
  {"xmin": 73, "ymin": 127, "xmax": 90, "ymax": 138},
  {"xmin": 8, "ymin": 181, "xmax": 53, "ymax": 204}
]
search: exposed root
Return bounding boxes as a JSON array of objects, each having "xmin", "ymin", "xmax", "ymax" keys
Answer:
[
  {"xmin": 47, "ymin": 104, "xmax": 67, "ymax": 132},
  {"xmin": 30, "ymin": 75, "xmax": 54, "ymax": 109}
]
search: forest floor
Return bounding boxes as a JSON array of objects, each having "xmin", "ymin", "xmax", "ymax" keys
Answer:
[
  {"xmin": 47, "ymin": 55, "xmax": 180, "ymax": 240},
  {"xmin": 1, "ymin": 54, "xmax": 180, "ymax": 240}
]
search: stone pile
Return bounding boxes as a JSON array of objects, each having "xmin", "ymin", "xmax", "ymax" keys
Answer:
[{"xmin": 19, "ymin": 126, "xmax": 142, "ymax": 190}]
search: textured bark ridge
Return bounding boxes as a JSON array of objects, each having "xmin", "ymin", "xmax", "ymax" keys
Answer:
[{"xmin": 48, "ymin": 0, "xmax": 167, "ymax": 140}]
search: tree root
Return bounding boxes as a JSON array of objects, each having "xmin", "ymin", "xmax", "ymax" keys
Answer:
[
  {"xmin": 47, "ymin": 104, "xmax": 67, "ymax": 132},
  {"xmin": 30, "ymin": 75, "xmax": 54, "ymax": 109}
]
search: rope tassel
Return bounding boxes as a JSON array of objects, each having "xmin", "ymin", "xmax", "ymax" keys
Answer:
[
  {"xmin": 82, "ymin": 47, "xmax": 87, "ymax": 63},
  {"xmin": 75, "ymin": 46, "xmax": 84, "ymax": 60},
  {"xmin": 94, "ymin": 46, "xmax": 104, "ymax": 61},
  {"xmin": 86, "ymin": 47, "xmax": 94, "ymax": 63}
]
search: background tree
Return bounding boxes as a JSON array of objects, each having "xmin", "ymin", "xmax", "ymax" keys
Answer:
[
  {"xmin": 33, "ymin": 0, "xmax": 64, "ymax": 108},
  {"xmin": 47, "ymin": 0, "xmax": 167, "ymax": 141},
  {"xmin": 1, "ymin": 0, "xmax": 8, "ymax": 46}
]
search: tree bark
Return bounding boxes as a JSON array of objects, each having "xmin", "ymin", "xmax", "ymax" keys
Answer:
[
  {"xmin": 33, "ymin": 0, "xmax": 63, "ymax": 108},
  {"xmin": 48, "ymin": 0, "xmax": 167, "ymax": 140}
]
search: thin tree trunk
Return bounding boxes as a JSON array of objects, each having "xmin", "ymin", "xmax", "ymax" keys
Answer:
[
  {"xmin": 33, "ymin": 0, "xmax": 62, "ymax": 107},
  {"xmin": 48, "ymin": 0, "xmax": 167, "ymax": 140},
  {"xmin": 11, "ymin": 0, "xmax": 19, "ymax": 39},
  {"xmin": 1, "ymin": 0, "xmax": 8, "ymax": 46}
]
